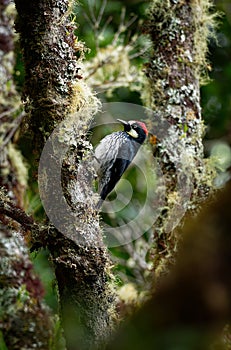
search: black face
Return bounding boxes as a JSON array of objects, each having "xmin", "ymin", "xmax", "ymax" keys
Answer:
[
  {"xmin": 117, "ymin": 119, "xmax": 148, "ymax": 144},
  {"xmin": 125, "ymin": 122, "xmax": 147, "ymax": 144}
]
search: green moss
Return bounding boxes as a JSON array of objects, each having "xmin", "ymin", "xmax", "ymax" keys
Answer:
[
  {"xmin": 8, "ymin": 143, "xmax": 28, "ymax": 189},
  {"xmin": 191, "ymin": 0, "xmax": 221, "ymax": 82}
]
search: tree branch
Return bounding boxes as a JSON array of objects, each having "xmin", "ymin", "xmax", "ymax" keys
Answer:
[
  {"xmin": 14, "ymin": 0, "xmax": 116, "ymax": 348},
  {"xmin": 0, "ymin": 1, "xmax": 54, "ymax": 348},
  {"xmin": 144, "ymin": 0, "xmax": 218, "ymax": 276},
  {"xmin": 0, "ymin": 194, "xmax": 33, "ymax": 228}
]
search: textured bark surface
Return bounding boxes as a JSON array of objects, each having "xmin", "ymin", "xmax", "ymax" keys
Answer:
[
  {"xmin": 144, "ymin": 0, "xmax": 216, "ymax": 276},
  {"xmin": 0, "ymin": 1, "xmax": 53, "ymax": 349},
  {"xmin": 14, "ymin": 0, "xmax": 81, "ymax": 150},
  {"xmin": 0, "ymin": 225, "xmax": 53, "ymax": 350},
  {"xmin": 14, "ymin": 0, "xmax": 116, "ymax": 349}
]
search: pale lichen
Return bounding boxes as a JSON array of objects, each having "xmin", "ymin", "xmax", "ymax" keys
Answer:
[
  {"xmin": 8, "ymin": 143, "xmax": 28, "ymax": 189},
  {"xmin": 83, "ymin": 42, "xmax": 146, "ymax": 96},
  {"xmin": 143, "ymin": 0, "xmax": 220, "ymax": 276}
]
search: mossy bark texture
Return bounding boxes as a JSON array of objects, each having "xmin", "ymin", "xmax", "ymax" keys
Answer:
[
  {"xmin": 14, "ymin": 0, "xmax": 79, "ymax": 150},
  {"xmin": 14, "ymin": 0, "xmax": 115, "ymax": 349},
  {"xmin": 145, "ymin": 0, "xmax": 215, "ymax": 275},
  {"xmin": 0, "ymin": 1, "xmax": 53, "ymax": 349}
]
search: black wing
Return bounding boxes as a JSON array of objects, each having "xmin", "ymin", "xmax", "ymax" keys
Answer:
[
  {"xmin": 99, "ymin": 157, "xmax": 131, "ymax": 200},
  {"xmin": 94, "ymin": 131, "xmax": 137, "ymax": 200}
]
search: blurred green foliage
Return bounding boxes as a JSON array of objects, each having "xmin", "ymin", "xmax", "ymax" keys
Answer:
[
  {"xmin": 74, "ymin": 0, "xmax": 148, "ymax": 57},
  {"xmin": 201, "ymin": 1, "xmax": 231, "ymax": 139},
  {"xmin": 31, "ymin": 249, "xmax": 58, "ymax": 312}
]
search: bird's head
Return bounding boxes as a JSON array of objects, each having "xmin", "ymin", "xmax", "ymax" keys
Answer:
[{"xmin": 117, "ymin": 119, "xmax": 148, "ymax": 144}]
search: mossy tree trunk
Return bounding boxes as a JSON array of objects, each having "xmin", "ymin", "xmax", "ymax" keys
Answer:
[
  {"xmin": 0, "ymin": 1, "xmax": 53, "ymax": 349},
  {"xmin": 144, "ymin": 0, "xmax": 216, "ymax": 276}
]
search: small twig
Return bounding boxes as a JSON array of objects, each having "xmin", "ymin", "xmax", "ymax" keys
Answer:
[
  {"xmin": 0, "ymin": 192, "xmax": 49, "ymax": 246},
  {"xmin": 112, "ymin": 7, "xmax": 126, "ymax": 45},
  {"xmin": 88, "ymin": 0, "xmax": 97, "ymax": 24},
  {"xmin": 99, "ymin": 15, "xmax": 112, "ymax": 39},
  {"xmin": 0, "ymin": 111, "xmax": 25, "ymax": 151},
  {"xmin": 125, "ymin": 14, "xmax": 138, "ymax": 29},
  {"xmin": 0, "ymin": 196, "xmax": 34, "ymax": 230},
  {"xmin": 83, "ymin": 11, "xmax": 95, "ymax": 29},
  {"xmin": 85, "ymin": 0, "xmax": 111, "ymax": 51},
  {"xmin": 129, "ymin": 45, "xmax": 149, "ymax": 60},
  {"xmin": 85, "ymin": 56, "xmax": 113, "ymax": 80},
  {"xmin": 0, "ymin": 107, "xmax": 18, "ymax": 119},
  {"xmin": 96, "ymin": 0, "xmax": 107, "ymax": 29}
]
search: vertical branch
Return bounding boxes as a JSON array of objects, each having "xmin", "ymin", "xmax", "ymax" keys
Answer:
[
  {"xmin": 0, "ymin": 1, "xmax": 53, "ymax": 349},
  {"xmin": 144, "ymin": 0, "xmax": 217, "ymax": 274},
  {"xmin": 14, "ymin": 0, "xmax": 83, "ymax": 151},
  {"xmin": 14, "ymin": 0, "xmax": 116, "ymax": 348}
]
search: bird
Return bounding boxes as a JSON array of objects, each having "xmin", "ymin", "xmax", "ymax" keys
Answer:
[{"xmin": 94, "ymin": 119, "xmax": 148, "ymax": 208}]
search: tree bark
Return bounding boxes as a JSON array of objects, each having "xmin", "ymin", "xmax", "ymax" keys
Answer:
[
  {"xmin": 144, "ymin": 0, "xmax": 217, "ymax": 276},
  {"xmin": 14, "ymin": 0, "xmax": 116, "ymax": 349},
  {"xmin": 0, "ymin": 1, "xmax": 53, "ymax": 349}
]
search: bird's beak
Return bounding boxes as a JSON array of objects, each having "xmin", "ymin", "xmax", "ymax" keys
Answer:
[{"xmin": 117, "ymin": 119, "xmax": 129, "ymax": 126}]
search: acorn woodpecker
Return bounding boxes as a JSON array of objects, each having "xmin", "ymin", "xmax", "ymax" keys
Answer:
[{"xmin": 94, "ymin": 119, "xmax": 148, "ymax": 208}]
